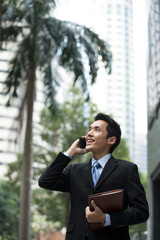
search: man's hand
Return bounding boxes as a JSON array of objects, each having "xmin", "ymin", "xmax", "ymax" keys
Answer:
[
  {"xmin": 66, "ymin": 138, "xmax": 88, "ymax": 158},
  {"xmin": 85, "ymin": 200, "xmax": 105, "ymax": 223}
]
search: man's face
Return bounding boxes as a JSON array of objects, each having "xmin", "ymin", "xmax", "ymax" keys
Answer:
[{"xmin": 85, "ymin": 120, "xmax": 109, "ymax": 155}]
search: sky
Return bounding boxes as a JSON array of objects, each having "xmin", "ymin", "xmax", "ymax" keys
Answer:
[{"xmin": 54, "ymin": 0, "xmax": 148, "ymax": 134}]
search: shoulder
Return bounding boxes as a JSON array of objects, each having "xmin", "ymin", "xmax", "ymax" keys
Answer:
[
  {"xmin": 117, "ymin": 158, "xmax": 135, "ymax": 166},
  {"xmin": 111, "ymin": 157, "xmax": 140, "ymax": 181},
  {"xmin": 112, "ymin": 156, "xmax": 138, "ymax": 170}
]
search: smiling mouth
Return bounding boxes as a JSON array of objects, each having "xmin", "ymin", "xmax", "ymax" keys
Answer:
[{"xmin": 86, "ymin": 139, "xmax": 95, "ymax": 145}]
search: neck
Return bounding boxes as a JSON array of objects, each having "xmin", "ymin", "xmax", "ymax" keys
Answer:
[{"xmin": 93, "ymin": 151, "xmax": 110, "ymax": 161}]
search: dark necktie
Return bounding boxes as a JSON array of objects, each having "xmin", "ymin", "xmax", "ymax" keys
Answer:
[{"xmin": 92, "ymin": 161, "xmax": 101, "ymax": 186}]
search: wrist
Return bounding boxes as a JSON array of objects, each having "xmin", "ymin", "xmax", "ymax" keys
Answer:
[
  {"xmin": 63, "ymin": 152, "xmax": 72, "ymax": 159},
  {"xmin": 66, "ymin": 148, "xmax": 76, "ymax": 158},
  {"xmin": 102, "ymin": 214, "xmax": 111, "ymax": 226}
]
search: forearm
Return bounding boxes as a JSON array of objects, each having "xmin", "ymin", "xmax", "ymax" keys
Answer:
[
  {"xmin": 38, "ymin": 152, "xmax": 71, "ymax": 192},
  {"xmin": 38, "ymin": 138, "xmax": 88, "ymax": 191}
]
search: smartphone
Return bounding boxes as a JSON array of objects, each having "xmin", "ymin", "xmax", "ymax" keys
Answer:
[{"xmin": 79, "ymin": 137, "xmax": 86, "ymax": 149}]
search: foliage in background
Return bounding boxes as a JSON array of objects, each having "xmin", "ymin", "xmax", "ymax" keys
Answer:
[
  {"xmin": 113, "ymin": 138, "xmax": 130, "ymax": 161},
  {"xmin": 0, "ymin": 180, "xmax": 19, "ymax": 240},
  {"xmin": 5, "ymin": 154, "xmax": 22, "ymax": 194}
]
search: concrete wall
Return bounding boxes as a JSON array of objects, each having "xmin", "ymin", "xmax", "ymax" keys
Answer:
[{"xmin": 148, "ymin": 108, "xmax": 160, "ymax": 240}]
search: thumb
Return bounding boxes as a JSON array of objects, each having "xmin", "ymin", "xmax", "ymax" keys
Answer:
[{"xmin": 91, "ymin": 200, "xmax": 99, "ymax": 210}]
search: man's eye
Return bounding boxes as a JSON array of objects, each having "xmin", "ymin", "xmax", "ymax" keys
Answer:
[{"xmin": 96, "ymin": 129, "xmax": 100, "ymax": 131}]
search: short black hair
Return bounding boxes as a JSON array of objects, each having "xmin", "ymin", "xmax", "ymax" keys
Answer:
[{"xmin": 95, "ymin": 113, "xmax": 121, "ymax": 153}]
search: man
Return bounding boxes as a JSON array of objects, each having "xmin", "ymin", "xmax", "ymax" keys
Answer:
[{"xmin": 39, "ymin": 113, "xmax": 149, "ymax": 240}]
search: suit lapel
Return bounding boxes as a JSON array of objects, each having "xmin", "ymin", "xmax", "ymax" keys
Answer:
[
  {"xmin": 83, "ymin": 160, "xmax": 94, "ymax": 188},
  {"xmin": 95, "ymin": 156, "xmax": 118, "ymax": 189}
]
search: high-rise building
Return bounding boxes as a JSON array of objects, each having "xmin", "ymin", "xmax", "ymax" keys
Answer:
[
  {"xmin": 147, "ymin": 0, "xmax": 160, "ymax": 239},
  {"xmin": 89, "ymin": 0, "xmax": 135, "ymax": 162}
]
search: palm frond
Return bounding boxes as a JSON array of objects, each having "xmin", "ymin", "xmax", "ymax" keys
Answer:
[
  {"xmin": 1, "ymin": 26, "xmax": 22, "ymax": 43},
  {"xmin": 83, "ymin": 27, "xmax": 112, "ymax": 73},
  {"xmin": 58, "ymin": 28, "xmax": 86, "ymax": 88},
  {"xmin": 44, "ymin": 17, "xmax": 112, "ymax": 92},
  {"xmin": 79, "ymin": 35, "xmax": 98, "ymax": 84},
  {"xmin": 43, "ymin": 18, "xmax": 86, "ymax": 92},
  {"xmin": 36, "ymin": 23, "xmax": 58, "ymax": 68},
  {"xmin": 3, "ymin": 37, "xmax": 30, "ymax": 104},
  {"xmin": 27, "ymin": 0, "xmax": 55, "ymax": 16},
  {"xmin": 2, "ymin": 1, "xmax": 24, "ymax": 23},
  {"xmin": 2, "ymin": 5, "xmax": 112, "ymax": 109},
  {"xmin": 43, "ymin": 63, "xmax": 57, "ymax": 115}
]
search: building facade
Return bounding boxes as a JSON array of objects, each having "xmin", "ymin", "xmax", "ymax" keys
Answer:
[{"xmin": 147, "ymin": 0, "xmax": 160, "ymax": 239}]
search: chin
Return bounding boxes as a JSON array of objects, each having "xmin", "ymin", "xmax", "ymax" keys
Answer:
[{"xmin": 86, "ymin": 145, "xmax": 94, "ymax": 151}]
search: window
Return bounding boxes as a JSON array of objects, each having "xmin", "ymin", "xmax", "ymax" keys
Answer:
[
  {"xmin": 117, "ymin": 4, "xmax": 121, "ymax": 15},
  {"xmin": 125, "ymin": 7, "xmax": 128, "ymax": 17},
  {"xmin": 107, "ymin": 5, "xmax": 112, "ymax": 15}
]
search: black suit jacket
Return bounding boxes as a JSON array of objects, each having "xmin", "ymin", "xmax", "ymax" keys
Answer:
[{"xmin": 38, "ymin": 153, "xmax": 149, "ymax": 240}]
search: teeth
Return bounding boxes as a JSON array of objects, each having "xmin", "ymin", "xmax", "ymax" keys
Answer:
[{"xmin": 87, "ymin": 139, "xmax": 94, "ymax": 143}]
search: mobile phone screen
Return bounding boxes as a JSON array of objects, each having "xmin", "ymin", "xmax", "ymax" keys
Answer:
[{"xmin": 79, "ymin": 137, "xmax": 86, "ymax": 148}]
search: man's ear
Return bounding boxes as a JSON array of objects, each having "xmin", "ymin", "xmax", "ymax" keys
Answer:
[{"xmin": 107, "ymin": 136, "xmax": 116, "ymax": 145}]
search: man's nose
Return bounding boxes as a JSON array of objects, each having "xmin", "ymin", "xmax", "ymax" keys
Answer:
[{"xmin": 87, "ymin": 129, "xmax": 93, "ymax": 137}]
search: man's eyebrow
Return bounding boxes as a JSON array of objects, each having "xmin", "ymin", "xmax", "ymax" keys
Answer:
[
  {"xmin": 89, "ymin": 125, "xmax": 101, "ymax": 129},
  {"xmin": 94, "ymin": 126, "xmax": 101, "ymax": 129}
]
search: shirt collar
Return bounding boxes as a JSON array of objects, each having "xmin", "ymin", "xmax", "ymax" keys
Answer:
[{"xmin": 92, "ymin": 153, "xmax": 111, "ymax": 169}]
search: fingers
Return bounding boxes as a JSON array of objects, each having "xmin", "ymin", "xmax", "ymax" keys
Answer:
[
  {"xmin": 66, "ymin": 138, "xmax": 88, "ymax": 158},
  {"xmin": 91, "ymin": 200, "xmax": 99, "ymax": 210},
  {"xmin": 85, "ymin": 204, "xmax": 105, "ymax": 223},
  {"xmin": 85, "ymin": 206, "xmax": 92, "ymax": 222},
  {"xmin": 85, "ymin": 206, "xmax": 89, "ymax": 218}
]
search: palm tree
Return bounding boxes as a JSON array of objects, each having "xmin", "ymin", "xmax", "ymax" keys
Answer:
[{"xmin": 1, "ymin": 0, "xmax": 112, "ymax": 239}]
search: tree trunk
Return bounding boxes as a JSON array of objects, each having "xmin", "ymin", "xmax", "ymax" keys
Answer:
[{"xmin": 19, "ymin": 62, "xmax": 36, "ymax": 240}]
